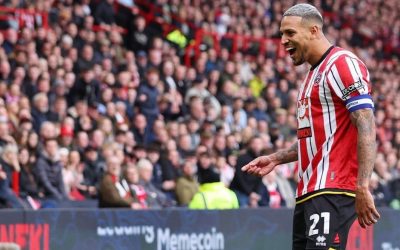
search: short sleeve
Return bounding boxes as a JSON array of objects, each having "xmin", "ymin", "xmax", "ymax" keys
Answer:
[{"xmin": 327, "ymin": 55, "xmax": 374, "ymax": 112}]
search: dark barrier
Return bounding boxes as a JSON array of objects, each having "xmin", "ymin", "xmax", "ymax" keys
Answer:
[
  {"xmin": 373, "ymin": 209, "xmax": 400, "ymax": 250},
  {"xmin": 0, "ymin": 208, "xmax": 398, "ymax": 250}
]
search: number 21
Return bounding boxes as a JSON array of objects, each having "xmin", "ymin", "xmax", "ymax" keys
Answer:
[{"xmin": 309, "ymin": 212, "xmax": 330, "ymax": 236}]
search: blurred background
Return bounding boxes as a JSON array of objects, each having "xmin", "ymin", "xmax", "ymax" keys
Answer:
[{"xmin": 0, "ymin": 0, "xmax": 399, "ymax": 248}]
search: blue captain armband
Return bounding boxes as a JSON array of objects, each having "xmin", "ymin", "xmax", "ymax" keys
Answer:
[{"xmin": 345, "ymin": 94, "xmax": 374, "ymax": 113}]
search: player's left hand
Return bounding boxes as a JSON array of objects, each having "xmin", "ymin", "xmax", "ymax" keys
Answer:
[{"xmin": 355, "ymin": 187, "xmax": 380, "ymax": 228}]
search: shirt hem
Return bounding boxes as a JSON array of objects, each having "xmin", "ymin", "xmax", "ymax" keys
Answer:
[{"xmin": 295, "ymin": 188, "xmax": 355, "ymax": 204}]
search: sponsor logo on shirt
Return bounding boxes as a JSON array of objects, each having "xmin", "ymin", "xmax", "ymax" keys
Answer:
[
  {"xmin": 341, "ymin": 79, "xmax": 364, "ymax": 98},
  {"xmin": 316, "ymin": 235, "xmax": 327, "ymax": 246},
  {"xmin": 297, "ymin": 99, "xmax": 312, "ymax": 139}
]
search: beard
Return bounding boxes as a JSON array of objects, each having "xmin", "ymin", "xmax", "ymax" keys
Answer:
[
  {"xmin": 293, "ymin": 56, "xmax": 306, "ymax": 66},
  {"xmin": 292, "ymin": 49, "xmax": 306, "ymax": 66},
  {"xmin": 288, "ymin": 42, "xmax": 307, "ymax": 66}
]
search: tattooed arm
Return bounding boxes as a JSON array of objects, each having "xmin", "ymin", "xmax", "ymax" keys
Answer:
[
  {"xmin": 271, "ymin": 142, "xmax": 299, "ymax": 164},
  {"xmin": 241, "ymin": 142, "xmax": 298, "ymax": 176},
  {"xmin": 350, "ymin": 109, "xmax": 376, "ymax": 187},
  {"xmin": 350, "ymin": 108, "xmax": 380, "ymax": 228}
]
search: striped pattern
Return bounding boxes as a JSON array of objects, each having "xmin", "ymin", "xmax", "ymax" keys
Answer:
[{"xmin": 296, "ymin": 47, "xmax": 373, "ymax": 198}]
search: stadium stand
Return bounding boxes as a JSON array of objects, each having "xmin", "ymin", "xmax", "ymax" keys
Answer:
[{"xmin": 0, "ymin": 0, "xmax": 398, "ymax": 211}]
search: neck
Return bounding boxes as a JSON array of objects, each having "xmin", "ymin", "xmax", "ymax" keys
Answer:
[{"xmin": 308, "ymin": 37, "xmax": 332, "ymax": 66}]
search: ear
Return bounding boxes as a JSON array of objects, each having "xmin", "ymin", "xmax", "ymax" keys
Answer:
[{"xmin": 309, "ymin": 25, "xmax": 320, "ymax": 39}]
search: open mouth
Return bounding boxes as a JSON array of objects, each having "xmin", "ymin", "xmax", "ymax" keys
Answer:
[{"xmin": 287, "ymin": 47, "xmax": 296, "ymax": 55}]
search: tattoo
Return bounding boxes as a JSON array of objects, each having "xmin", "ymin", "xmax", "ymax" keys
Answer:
[
  {"xmin": 273, "ymin": 142, "xmax": 298, "ymax": 164},
  {"xmin": 350, "ymin": 109, "xmax": 376, "ymax": 187}
]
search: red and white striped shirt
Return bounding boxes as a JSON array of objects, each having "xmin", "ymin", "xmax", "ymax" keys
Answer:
[{"xmin": 295, "ymin": 46, "xmax": 374, "ymax": 201}]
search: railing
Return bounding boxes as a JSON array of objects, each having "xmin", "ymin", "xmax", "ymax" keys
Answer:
[
  {"xmin": 0, "ymin": 2, "xmax": 285, "ymax": 66},
  {"xmin": 132, "ymin": 0, "xmax": 285, "ymax": 66},
  {"xmin": 184, "ymin": 30, "xmax": 284, "ymax": 66},
  {"xmin": 0, "ymin": 6, "xmax": 48, "ymax": 30},
  {"xmin": 133, "ymin": 0, "xmax": 199, "ymax": 36}
]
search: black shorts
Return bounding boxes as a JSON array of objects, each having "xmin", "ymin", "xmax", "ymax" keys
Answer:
[{"xmin": 292, "ymin": 194, "xmax": 357, "ymax": 250}]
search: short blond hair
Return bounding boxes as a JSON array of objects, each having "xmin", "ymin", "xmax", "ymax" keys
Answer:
[
  {"xmin": 136, "ymin": 158, "xmax": 153, "ymax": 171},
  {"xmin": 283, "ymin": 3, "xmax": 323, "ymax": 27}
]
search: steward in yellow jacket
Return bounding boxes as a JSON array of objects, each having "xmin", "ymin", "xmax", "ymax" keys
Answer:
[
  {"xmin": 189, "ymin": 182, "xmax": 239, "ymax": 209},
  {"xmin": 189, "ymin": 166, "xmax": 239, "ymax": 209}
]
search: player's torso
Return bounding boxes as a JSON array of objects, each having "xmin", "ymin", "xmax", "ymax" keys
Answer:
[{"xmin": 296, "ymin": 48, "xmax": 358, "ymax": 198}]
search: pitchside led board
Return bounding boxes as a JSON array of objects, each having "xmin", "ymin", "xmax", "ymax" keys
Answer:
[{"xmin": 0, "ymin": 208, "xmax": 398, "ymax": 250}]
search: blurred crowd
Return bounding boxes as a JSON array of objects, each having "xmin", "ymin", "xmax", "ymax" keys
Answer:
[{"xmin": 0, "ymin": 0, "xmax": 398, "ymax": 210}]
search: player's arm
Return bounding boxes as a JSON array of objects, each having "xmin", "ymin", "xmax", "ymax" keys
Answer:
[
  {"xmin": 350, "ymin": 108, "xmax": 380, "ymax": 228},
  {"xmin": 350, "ymin": 109, "xmax": 376, "ymax": 190},
  {"xmin": 272, "ymin": 142, "xmax": 299, "ymax": 164},
  {"xmin": 242, "ymin": 142, "xmax": 298, "ymax": 176}
]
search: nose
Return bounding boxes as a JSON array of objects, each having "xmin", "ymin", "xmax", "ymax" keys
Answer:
[{"xmin": 281, "ymin": 35, "xmax": 288, "ymax": 45}]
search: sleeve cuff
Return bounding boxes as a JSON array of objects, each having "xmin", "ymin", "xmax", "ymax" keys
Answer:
[{"xmin": 345, "ymin": 94, "xmax": 374, "ymax": 113}]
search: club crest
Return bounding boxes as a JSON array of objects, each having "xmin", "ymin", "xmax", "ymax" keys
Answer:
[{"xmin": 314, "ymin": 73, "xmax": 322, "ymax": 86}]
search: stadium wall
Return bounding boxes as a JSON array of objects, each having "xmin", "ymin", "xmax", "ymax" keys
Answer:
[{"xmin": 0, "ymin": 208, "xmax": 398, "ymax": 250}]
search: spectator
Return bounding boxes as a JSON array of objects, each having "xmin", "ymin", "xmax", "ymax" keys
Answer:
[
  {"xmin": 98, "ymin": 156, "xmax": 136, "ymax": 208},
  {"xmin": 0, "ymin": 164, "xmax": 25, "ymax": 209},
  {"xmin": 34, "ymin": 138, "xmax": 68, "ymax": 204},
  {"xmin": 185, "ymin": 118, "xmax": 200, "ymax": 148},
  {"xmin": 124, "ymin": 163, "xmax": 148, "ymax": 209},
  {"xmin": 31, "ymin": 93, "xmax": 57, "ymax": 132},
  {"xmin": 189, "ymin": 164, "xmax": 238, "ymax": 209},
  {"xmin": 258, "ymin": 170, "xmax": 287, "ymax": 208},
  {"xmin": 213, "ymin": 134, "xmax": 228, "ymax": 157},
  {"xmin": 230, "ymin": 136, "xmax": 264, "ymax": 207},
  {"xmin": 184, "ymin": 76, "xmax": 221, "ymax": 116},
  {"xmin": 173, "ymin": 65, "xmax": 188, "ymax": 97},
  {"xmin": 59, "ymin": 125, "xmax": 74, "ymax": 149},
  {"xmin": 136, "ymin": 68, "xmax": 160, "ymax": 128},
  {"xmin": 253, "ymin": 98, "xmax": 271, "ymax": 123},
  {"xmin": 18, "ymin": 147, "xmax": 41, "ymax": 201},
  {"xmin": 196, "ymin": 151, "xmax": 215, "ymax": 183},
  {"xmin": 231, "ymin": 97, "xmax": 247, "ymax": 131},
  {"xmin": 160, "ymin": 60, "xmax": 177, "ymax": 93},
  {"xmin": 81, "ymin": 145, "xmax": 104, "ymax": 198},
  {"xmin": 39, "ymin": 121, "xmax": 57, "ymax": 142},
  {"xmin": 177, "ymin": 134, "xmax": 194, "ymax": 158},
  {"xmin": 186, "ymin": 96, "xmax": 206, "ymax": 122},
  {"xmin": 248, "ymin": 68, "xmax": 267, "ymax": 98},
  {"xmin": 370, "ymin": 172, "xmax": 392, "ymax": 207},
  {"xmin": 22, "ymin": 64, "xmax": 40, "ymax": 99},
  {"xmin": 26, "ymin": 131, "xmax": 39, "ymax": 160},
  {"xmin": 132, "ymin": 144, "xmax": 147, "ymax": 160},
  {"xmin": 128, "ymin": 16, "xmax": 151, "ymax": 53},
  {"xmin": 0, "ymin": 144, "xmax": 20, "ymax": 194},
  {"xmin": 146, "ymin": 144, "xmax": 163, "ymax": 190},
  {"xmin": 136, "ymin": 51, "xmax": 149, "ymax": 78},
  {"xmin": 159, "ymin": 149, "xmax": 181, "ymax": 200},
  {"xmin": 68, "ymin": 68, "xmax": 101, "ymax": 105},
  {"xmin": 0, "ymin": 60, "xmax": 11, "ymax": 84},
  {"xmin": 137, "ymin": 158, "xmax": 172, "ymax": 208},
  {"xmin": 2, "ymin": 28, "xmax": 18, "ymax": 55},
  {"xmin": 216, "ymin": 80, "xmax": 234, "ymax": 107},
  {"xmin": 215, "ymin": 154, "xmax": 234, "ymax": 187},
  {"xmin": 94, "ymin": 0, "xmax": 116, "ymax": 29},
  {"xmin": 131, "ymin": 113, "xmax": 151, "ymax": 145},
  {"xmin": 0, "ymin": 115, "xmax": 15, "ymax": 147},
  {"xmin": 62, "ymin": 150, "xmax": 85, "ymax": 201},
  {"xmin": 175, "ymin": 158, "xmax": 199, "ymax": 206}
]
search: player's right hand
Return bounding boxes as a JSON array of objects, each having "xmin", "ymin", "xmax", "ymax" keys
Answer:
[{"xmin": 241, "ymin": 156, "xmax": 277, "ymax": 177}]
